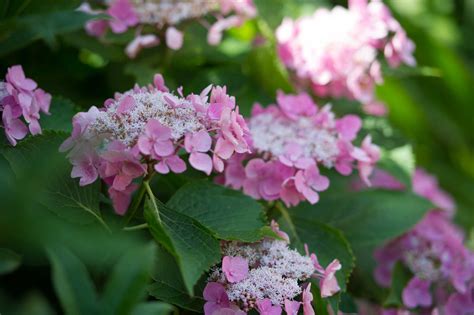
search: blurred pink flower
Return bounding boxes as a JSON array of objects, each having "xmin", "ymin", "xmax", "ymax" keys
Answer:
[{"xmin": 1, "ymin": 65, "xmax": 51, "ymax": 145}]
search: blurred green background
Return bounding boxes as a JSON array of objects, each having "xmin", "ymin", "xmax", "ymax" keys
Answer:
[{"xmin": 0, "ymin": 0, "xmax": 473, "ymax": 313}]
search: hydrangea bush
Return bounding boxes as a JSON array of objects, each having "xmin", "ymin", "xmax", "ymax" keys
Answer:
[{"xmin": 1, "ymin": 1, "xmax": 473, "ymax": 315}]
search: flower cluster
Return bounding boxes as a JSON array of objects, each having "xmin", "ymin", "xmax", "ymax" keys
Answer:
[
  {"xmin": 276, "ymin": 0, "xmax": 415, "ymax": 115},
  {"xmin": 0, "ymin": 65, "xmax": 51, "ymax": 146},
  {"xmin": 203, "ymin": 222, "xmax": 341, "ymax": 314},
  {"xmin": 363, "ymin": 169, "xmax": 474, "ymax": 314},
  {"xmin": 219, "ymin": 91, "xmax": 380, "ymax": 207},
  {"xmin": 81, "ymin": 0, "xmax": 256, "ymax": 58},
  {"xmin": 60, "ymin": 73, "xmax": 250, "ymax": 214}
]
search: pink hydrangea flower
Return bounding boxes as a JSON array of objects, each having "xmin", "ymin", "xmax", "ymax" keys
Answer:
[
  {"xmin": 61, "ymin": 73, "xmax": 250, "ymax": 214},
  {"xmin": 220, "ymin": 91, "xmax": 379, "ymax": 207},
  {"xmin": 0, "ymin": 65, "xmax": 51, "ymax": 146},
  {"xmin": 81, "ymin": 0, "xmax": 256, "ymax": 57},
  {"xmin": 204, "ymin": 225, "xmax": 341, "ymax": 314},
  {"xmin": 367, "ymin": 167, "xmax": 474, "ymax": 314},
  {"xmin": 222, "ymin": 256, "xmax": 249, "ymax": 283},
  {"xmin": 276, "ymin": 0, "xmax": 415, "ymax": 113}
]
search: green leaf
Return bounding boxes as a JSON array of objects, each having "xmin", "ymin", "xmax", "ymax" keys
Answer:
[
  {"xmin": 2, "ymin": 132, "xmax": 107, "ymax": 229},
  {"xmin": 383, "ymin": 262, "xmax": 412, "ymax": 308},
  {"xmin": 41, "ymin": 178, "xmax": 106, "ymax": 229},
  {"xmin": 100, "ymin": 243, "xmax": 156, "ymax": 315},
  {"xmin": 292, "ymin": 189, "xmax": 432, "ymax": 251},
  {"xmin": 46, "ymin": 246, "xmax": 98, "ymax": 315},
  {"xmin": 245, "ymin": 43, "xmax": 293, "ymax": 96},
  {"xmin": 167, "ymin": 180, "xmax": 266, "ymax": 242},
  {"xmin": 0, "ymin": 248, "xmax": 21, "ymax": 275},
  {"xmin": 40, "ymin": 97, "xmax": 76, "ymax": 132},
  {"xmin": 277, "ymin": 204, "xmax": 355, "ymax": 292},
  {"xmin": 148, "ymin": 246, "xmax": 204, "ymax": 312},
  {"xmin": 144, "ymin": 193, "xmax": 220, "ymax": 295},
  {"xmin": 131, "ymin": 302, "xmax": 175, "ymax": 315},
  {"xmin": 0, "ymin": 10, "xmax": 99, "ymax": 56},
  {"xmin": 339, "ymin": 292, "xmax": 358, "ymax": 313}
]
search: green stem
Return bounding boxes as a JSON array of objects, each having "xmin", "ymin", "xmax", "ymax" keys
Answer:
[
  {"xmin": 122, "ymin": 183, "xmax": 146, "ymax": 226},
  {"xmin": 123, "ymin": 223, "xmax": 148, "ymax": 231},
  {"xmin": 144, "ymin": 180, "xmax": 161, "ymax": 224},
  {"xmin": 275, "ymin": 201, "xmax": 301, "ymax": 244}
]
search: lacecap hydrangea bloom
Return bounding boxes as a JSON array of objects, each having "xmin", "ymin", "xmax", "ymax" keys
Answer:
[
  {"xmin": 60, "ymin": 74, "xmax": 250, "ymax": 214},
  {"xmin": 204, "ymin": 221, "xmax": 341, "ymax": 314},
  {"xmin": 0, "ymin": 65, "xmax": 51, "ymax": 146},
  {"xmin": 80, "ymin": 0, "xmax": 256, "ymax": 58},
  {"xmin": 219, "ymin": 91, "xmax": 380, "ymax": 207},
  {"xmin": 360, "ymin": 169, "xmax": 474, "ymax": 315},
  {"xmin": 276, "ymin": 0, "xmax": 415, "ymax": 115}
]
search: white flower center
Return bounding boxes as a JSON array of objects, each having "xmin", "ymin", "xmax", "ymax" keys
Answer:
[{"xmin": 249, "ymin": 113, "xmax": 340, "ymax": 167}]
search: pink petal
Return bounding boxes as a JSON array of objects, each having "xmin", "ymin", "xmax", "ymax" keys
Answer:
[
  {"xmin": 147, "ymin": 119, "xmax": 172, "ymax": 140},
  {"xmin": 222, "ymin": 256, "xmax": 248, "ymax": 283},
  {"xmin": 153, "ymin": 140, "xmax": 175, "ymax": 157},
  {"xmin": 165, "ymin": 27, "xmax": 184, "ymax": 50},
  {"xmin": 112, "ymin": 174, "xmax": 133, "ymax": 191},
  {"xmin": 189, "ymin": 152, "xmax": 213, "ymax": 175},
  {"xmin": 336, "ymin": 115, "xmax": 362, "ymax": 141},
  {"xmin": 154, "ymin": 161, "xmax": 170, "ymax": 174},
  {"xmin": 116, "ymin": 95, "xmax": 135, "ymax": 114},
  {"xmin": 167, "ymin": 155, "xmax": 186, "ymax": 173},
  {"xmin": 284, "ymin": 300, "xmax": 300, "ymax": 315},
  {"xmin": 108, "ymin": 184, "xmax": 137, "ymax": 215},
  {"xmin": 214, "ymin": 138, "xmax": 234, "ymax": 159},
  {"xmin": 191, "ymin": 130, "xmax": 212, "ymax": 152},
  {"xmin": 28, "ymin": 119, "xmax": 41, "ymax": 135},
  {"xmin": 213, "ymin": 154, "xmax": 225, "ymax": 173},
  {"xmin": 125, "ymin": 34, "xmax": 160, "ymax": 59},
  {"xmin": 302, "ymin": 187, "xmax": 319, "ymax": 204},
  {"xmin": 34, "ymin": 89, "xmax": 51, "ymax": 113},
  {"xmin": 302, "ymin": 284, "xmax": 315, "ymax": 315},
  {"xmin": 7, "ymin": 118, "xmax": 28, "ymax": 139},
  {"xmin": 153, "ymin": 74, "xmax": 169, "ymax": 92},
  {"xmin": 8, "ymin": 65, "xmax": 37, "ymax": 91},
  {"xmin": 137, "ymin": 136, "xmax": 153, "ymax": 155}
]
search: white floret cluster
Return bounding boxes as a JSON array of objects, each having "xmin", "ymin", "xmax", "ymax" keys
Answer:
[{"xmin": 212, "ymin": 239, "xmax": 315, "ymax": 309}]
